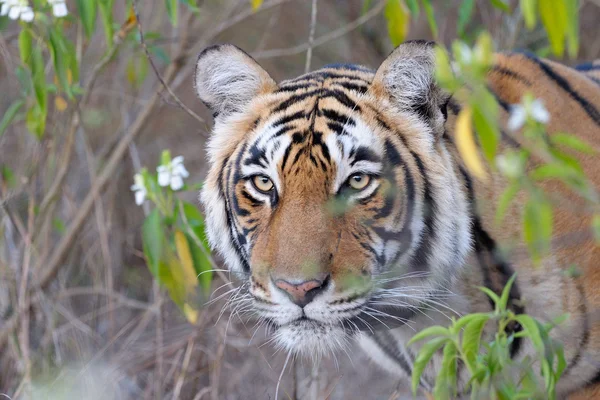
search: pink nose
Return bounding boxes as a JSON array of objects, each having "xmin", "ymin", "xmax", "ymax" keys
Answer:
[{"xmin": 273, "ymin": 276, "xmax": 329, "ymax": 307}]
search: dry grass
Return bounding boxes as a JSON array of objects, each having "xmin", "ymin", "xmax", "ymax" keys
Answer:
[{"xmin": 1, "ymin": 1, "xmax": 599, "ymax": 399}]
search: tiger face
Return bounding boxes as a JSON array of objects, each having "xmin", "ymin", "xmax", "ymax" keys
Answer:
[{"xmin": 195, "ymin": 42, "xmax": 472, "ymax": 357}]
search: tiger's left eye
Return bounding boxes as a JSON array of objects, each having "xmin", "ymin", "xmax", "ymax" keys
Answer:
[
  {"xmin": 348, "ymin": 174, "xmax": 371, "ymax": 190},
  {"xmin": 252, "ymin": 175, "xmax": 274, "ymax": 193}
]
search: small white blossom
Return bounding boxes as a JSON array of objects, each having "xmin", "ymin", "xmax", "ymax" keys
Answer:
[
  {"xmin": 1, "ymin": 0, "xmax": 34, "ymax": 22},
  {"xmin": 131, "ymin": 173, "xmax": 147, "ymax": 206},
  {"xmin": 48, "ymin": 0, "xmax": 67, "ymax": 17},
  {"xmin": 508, "ymin": 98, "xmax": 550, "ymax": 131},
  {"xmin": 157, "ymin": 155, "xmax": 189, "ymax": 191}
]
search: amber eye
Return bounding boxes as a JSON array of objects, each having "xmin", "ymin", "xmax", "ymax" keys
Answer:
[
  {"xmin": 252, "ymin": 175, "xmax": 274, "ymax": 193},
  {"xmin": 348, "ymin": 174, "xmax": 371, "ymax": 190}
]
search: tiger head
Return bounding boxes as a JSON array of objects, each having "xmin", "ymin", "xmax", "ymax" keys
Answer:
[{"xmin": 195, "ymin": 41, "xmax": 473, "ymax": 357}]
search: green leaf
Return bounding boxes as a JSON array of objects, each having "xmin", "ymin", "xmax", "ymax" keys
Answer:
[
  {"xmin": 1, "ymin": 165, "xmax": 16, "ymax": 188},
  {"xmin": 461, "ymin": 314, "xmax": 489, "ymax": 369},
  {"xmin": 520, "ymin": 0, "xmax": 536, "ymax": 30},
  {"xmin": 554, "ymin": 341, "xmax": 567, "ymax": 381},
  {"xmin": 142, "ymin": 208, "xmax": 166, "ymax": 276},
  {"xmin": 31, "ymin": 46, "xmax": 47, "ymax": 112},
  {"xmin": 538, "ymin": 0, "xmax": 567, "ymax": 56},
  {"xmin": 565, "ymin": 0, "xmax": 579, "ymax": 58},
  {"xmin": 515, "ymin": 314, "xmax": 545, "ymax": 356},
  {"xmin": 551, "ymin": 133, "xmax": 595, "ymax": 154},
  {"xmin": 49, "ymin": 28, "xmax": 73, "ymax": 99},
  {"xmin": 498, "ymin": 273, "xmax": 516, "ymax": 312},
  {"xmin": 523, "ymin": 198, "xmax": 553, "ymax": 261},
  {"xmin": 434, "ymin": 342, "xmax": 457, "ymax": 399},
  {"xmin": 76, "ymin": 0, "xmax": 98, "ymax": 38},
  {"xmin": 384, "ymin": 0, "xmax": 410, "ymax": 47},
  {"xmin": 592, "ymin": 214, "xmax": 600, "ymax": 243},
  {"xmin": 496, "ymin": 180, "xmax": 520, "ymax": 224},
  {"xmin": 411, "ymin": 336, "xmax": 448, "ymax": 395},
  {"xmin": 408, "ymin": 326, "xmax": 449, "ymax": 345},
  {"xmin": 479, "ymin": 286, "xmax": 500, "ymax": 307},
  {"xmin": 18, "ymin": 29, "xmax": 33, "ymax": 65},
  {"xmin": 181, "ymin": 201, "xmax": 214, "ymax": 292},
  {"xmin": 166, "ymin": 0, "xmax": 178, "ymax": 26},
  {"xmin": 405, "ymin": 0, "xmax": 419, "ymax": 17},
  {"xmin": 453, "ymin": 312, "xmax": 490, "ymax": 332},
  {"xmin": 0, "ymin": 99, "xmax": 25, "ymax": 138},
  {"xmin": 489, "ymin": 0, "xmax": 510, "ymax": 13},
  {"xmin": 98, "ymin": 0, "xmax": 115, "ymax": 49},
  {"xmin": 457, "ymin": 0, "xmax": 475, "ymax": 36},
  {"xmin": 126, "ymin": 54, "xmax": 149, "ymax": 89},
  {"xmin": 420, "ymin": 0, "xmax": 437, "ymax": 38},
  {"xmin": 473, "ymin": 101, "xmax": 499, "ymax": 163},
  {"xmin": 180, "ymin": 0, "xmax": 201, "ymax": 14},
  {"xmin": 26, "ymin": 103, "xmax": 46, "ymax": 140},
  {"xmin": 53, "ymin": 217, "xmax": 66, "ymax": 234}
]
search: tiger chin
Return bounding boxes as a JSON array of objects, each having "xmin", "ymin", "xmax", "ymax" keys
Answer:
[{"xmin": 193, "ymin": 41, "xmax": 600, "ymax": 398}]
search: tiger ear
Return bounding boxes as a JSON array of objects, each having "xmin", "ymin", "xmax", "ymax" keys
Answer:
[
  {"xmin": 371, "ymin": 40, "xmax": 448, "ymax": 136},
  {"xmin": 194, "ymin": 44, "xmax": 277, "ymax": 119}
]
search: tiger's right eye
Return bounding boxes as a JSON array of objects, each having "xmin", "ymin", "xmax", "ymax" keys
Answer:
[{"xmin": 252, "ymin": 175, "xmax": 274, "ymax": 193}]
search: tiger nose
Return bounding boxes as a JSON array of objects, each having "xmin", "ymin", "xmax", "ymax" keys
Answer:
[{"xmin": 273, "ymin": 275, "xmax": 330, "ymax": 307}]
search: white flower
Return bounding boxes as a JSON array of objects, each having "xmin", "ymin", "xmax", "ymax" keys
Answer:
[
  {"xmin": 1, "ymin": 0, "xmax": 34, "ymax": 22},
  {"xmin": 48, "ymin": 0, "xmax": 67, "ymax": 17},
  {"xmin": 157, "ymin": 155, "xmax": 189, "ymax": 191},
  {"xmin": 131, "ymin": 173, "xmax": 147, "ymax": 206},
  {"xmin": 508, "ymin": 98, "xmax": 550, "ymax": 131}
]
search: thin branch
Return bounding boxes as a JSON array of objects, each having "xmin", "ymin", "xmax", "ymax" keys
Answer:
[
  {"xmin": 304, "ymin": 0, "xmax": 318, "ymax": 74},
  {"xmin": 132, "ymin": 0, "xmax": 207, "ymax": 130},
  {"xmin": 252, "ymin": 0, "xmax": 385, "ymax": 60},
  {"xmin": 35, "ymin": 34, "xmax": 126, "ymax": 232}
]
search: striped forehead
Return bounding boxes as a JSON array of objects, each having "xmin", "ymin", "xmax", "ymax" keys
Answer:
[{"xmin": 240, "ymin": 100, "xmax": 384, "ymax": 192}]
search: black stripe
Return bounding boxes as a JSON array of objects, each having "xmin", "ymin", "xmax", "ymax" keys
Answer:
[
  {"xmin": 276, "ymin": 83, "xmax": 316, "ymax": 93},
  {"xmin": 564, "ymin": 282, "xmax": 590, "ymax": 374},
  {"xmin": 524, "ymin": 52, "xmax": 600, "ymax": 126},
  {"xmin": 320, "ymin": 89, "xmax": 361, "ymax": 112},
  {"xmin": 274, "ymin": 89, "xmax": 322, "ymax": 112},
  {"xmin": 409, "ymin": 153, "xmax": 435, "ymax": 272},
  {"xmin": 332, "ymin": 81, "xmax": 369, "ymax": 94},
  {"xmin": 273, "ymin": 111, "xmax": 307, "ymax": 127},
  {"xmin": 244, "ymin": 144, "xmax": 268, "ymax": 168},
  {"xmin": 490, "ymin": 65, "xmax": 532, "ymax": 86},
  {"xmin": 321, "ymin": 108, "xmax": 356, "ymax": 127},
  {"xmin": 220, "ymin": 150, "xmax": 251, "ymax": 274},
  {"xmin": 371, "ymin": 331, "xmax": 413, "ymax": 376},
  {"xmin": 350, "ymin": 146, "xmax": 382, "ymax": 166}
]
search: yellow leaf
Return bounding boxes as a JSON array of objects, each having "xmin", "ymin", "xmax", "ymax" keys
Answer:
[
  {"xmin": 174, "ymin": 230, "xmax": 199, "ymax": 291},
  {"xmin": 67, "ymin": 69, "xmax": 73, "ymax": 85},
  {"xmin": 55, "ymin": 96, "xmax": 68, "ymax": 112},
  {"xmin": 251, "ymin": 0, "xmax": 263, "ymax": 11},
  {"xmin": 183, "ymin": 303, "xmax": 199, "ymax": 324},
  {"xmin": 456, "ymin": 106, "xmax": 487, "ymax": 180}
]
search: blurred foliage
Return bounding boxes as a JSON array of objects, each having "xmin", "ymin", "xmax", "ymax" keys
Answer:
[
  {"xmin": 409, "ymin": 276, "xmax": 568, "ymax": 399},
  {"xmin": 137, "ymin": 151, "xmax": 212, "ymax": 324}
]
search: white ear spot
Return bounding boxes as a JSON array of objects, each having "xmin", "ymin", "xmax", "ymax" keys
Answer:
[{"xmin": 194, "ymin": 44, "xmax": 276, "ymax": 118}]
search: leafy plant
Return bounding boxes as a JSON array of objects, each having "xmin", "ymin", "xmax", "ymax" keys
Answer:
[
  {"xmin": 133, "ymin": 150, "xmax": 214, "ymax": 323},
  {"xmin": 409, "ymin": 275, "xmax": 568, "ymax": 400}
]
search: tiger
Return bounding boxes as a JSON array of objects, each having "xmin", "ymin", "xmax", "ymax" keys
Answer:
[{"xmin": 193, "ymin": 41, "xmax": 600, "ymax": 398}]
